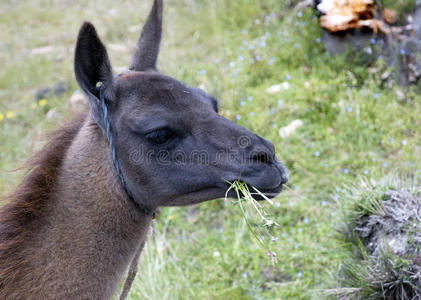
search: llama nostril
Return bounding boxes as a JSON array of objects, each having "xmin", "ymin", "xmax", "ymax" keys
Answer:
[{"xmin": 250, "ymin": 152, "xmax": 271, "ymax": 164}]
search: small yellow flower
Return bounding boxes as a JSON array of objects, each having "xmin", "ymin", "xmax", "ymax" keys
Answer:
[
  {"xmin": 6, "ymin": 111, "xmax": 14, "ymax": 119},
  {"xmin": 30, "ymin": 103, "xmax": 37, "ymax": 109},
  {"xmin": 38, "ymin": 99, "xmax": 48, "ymax": 107},
  {"xmin": 169, "ymin": 214, "xmax": 175, "ymax": 220},
  {"xmin": 0, "ymin": 113, "xmax": 3, "ymax": 121}
]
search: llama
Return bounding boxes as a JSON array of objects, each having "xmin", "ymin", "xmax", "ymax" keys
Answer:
[{"xmin": 0, "ymin": 0, "xmax": 289, "ymax": 298}]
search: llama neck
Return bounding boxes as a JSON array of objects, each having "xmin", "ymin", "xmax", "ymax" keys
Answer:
[{"xmin": 8, "ymin": 116, "xmax": 151, "ymax": 299}]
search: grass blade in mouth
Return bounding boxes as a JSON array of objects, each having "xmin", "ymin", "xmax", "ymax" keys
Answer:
[{"xmin": 225, "ymin": 180, "xmax": 280, "ymax": 265}]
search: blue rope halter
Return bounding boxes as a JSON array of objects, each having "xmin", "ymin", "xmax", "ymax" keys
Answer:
[{"xmin": 98, "ymin": 83, "xmax": 157, "ymax": 218}]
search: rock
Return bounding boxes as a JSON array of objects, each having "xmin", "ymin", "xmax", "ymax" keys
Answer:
[
  {"xmin": 317, "ymin": 3, "xmax": 421, "ymax": 87},
  {"xmin": 339, "ymin": 184, "xmax": 421, "ymax": 300},
  {"xmin": 35, "ymin": 82, "xmax": 70, "ymax": 100},
  {"xmin": 399, "ymin": 37, "xmax": 421, "ymax": 86},
  {"xmin": 267, "ymin": 82, "xmax": 290, "ymax": 94},
  {"xmin": 321, "ymin": 28, "xmax": 375, "ymax": 56},
  {"xmin": 395, "ymin": 89, "xmax": 405, "ymax": 100},
  {"xmin": 69, "ymin": 91, "xmax": 85, "ymax": 104},
  {"xmin": 381, "ymin": 71, "xmax": 390, "ymax": 80},
  {"xmin": 279, "ymin": 120, "xmax": 303, "ymax": 138},
  {"xmin": 30, "ymin": 45, "xmax": 54, "ymax": 55},
  {"xmin": 35, "ymin": 87, "xmax": 51, "ymax": 100},
  {"xmin": 321, "ymin": 29, "xmax": 421, "ymax": 87},
  {"xmin": 54, "ymin": 81, "xmax": 69, "ymax": 96},
  {"xmin": 68, "ymin": 91, "xmax": 86, "ymax": 112},
  {"xmin": 46, "ymin": 109, "xmax": 60, "ymax": 121},
  {"xmin": 355, "ymin": 189, "xmax": 421, "ymax": 257},
  {"xmin": 267, "ymin": 84, "xmax": 282, "ymax": 94}
]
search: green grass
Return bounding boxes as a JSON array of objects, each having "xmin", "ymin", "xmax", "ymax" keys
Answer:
[{"xmin": 1, "ymin": 0, "xmax": 420, "ymax": 299}]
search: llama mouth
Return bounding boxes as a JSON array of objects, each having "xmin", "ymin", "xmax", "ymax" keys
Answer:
[
  {"xmin": 165, "ymin": 181, "xmax": 285, "ymax": 207},
  {"xmin": 239, "ymin": 182, "xmax": 284, "ymax": 200},
  {"xmin": 224, "ymin": 162, "xmax": 288, "ymax": 200},
  {"xmin": 222, "ymin": 179, "xmax": 284, "ymax": 201}
]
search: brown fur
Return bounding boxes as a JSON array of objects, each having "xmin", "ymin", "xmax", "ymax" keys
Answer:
[
  {"xmin": 0, "ymin": 112, "xmax": 87, "ymax": 295},
  {"xmin": 0, "ymin": 111, "xmax": 151, "ymax": 299}
]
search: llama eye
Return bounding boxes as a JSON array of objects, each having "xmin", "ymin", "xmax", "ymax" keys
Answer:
[{"xmin": 145, "ymin": 128, "xmax": 174, "ymax": 145}]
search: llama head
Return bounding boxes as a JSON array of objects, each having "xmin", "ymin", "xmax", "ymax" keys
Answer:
[{"xmin": 74, "ymin": 0, "xmax": 288, "ymax": 210}]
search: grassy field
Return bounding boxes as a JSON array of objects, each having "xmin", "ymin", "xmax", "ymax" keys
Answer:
[{"xmin": 0, "ymin": 0, "xmax": 420, "ymax": 299}]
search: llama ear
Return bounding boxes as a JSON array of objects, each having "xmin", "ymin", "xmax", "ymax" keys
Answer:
[
  {"xmin": 129, "ymin": 0, "xmax": 163, "ymax": 71},
  {"xmin": 74, "ymin": 22, "xmax": 114, "ymax": 132}
]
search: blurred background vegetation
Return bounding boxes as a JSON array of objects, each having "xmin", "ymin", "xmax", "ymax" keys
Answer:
[{"xmin": 0, "ymin": 0, "xmax": 420, "ymax": 299}]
